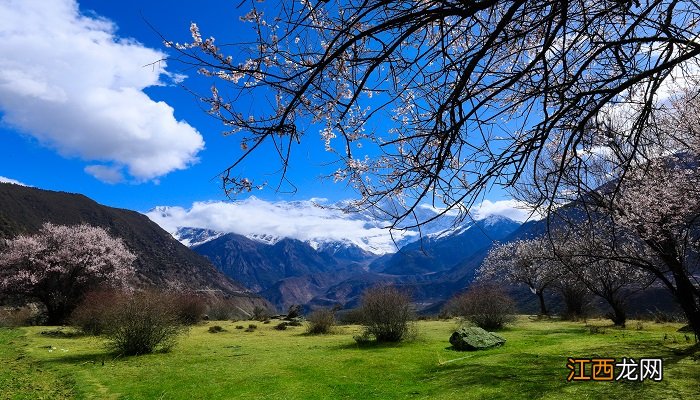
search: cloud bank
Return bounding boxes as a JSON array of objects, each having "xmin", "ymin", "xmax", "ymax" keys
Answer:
[
  {"xmin": 146, "ymin": 197, "xmax": 416, "ymax": 254},
  {"xmin": 146, "ymin": 197, "xmax": 532, "ymax": 254},
  {"xmin": 0, "ymin": 0, "xmax": 204, "ymax": 182},
  {"xmin": 470, "ymin": 199, "xmax": 536, "ymax": 222},
  {"xmin": 0, "ymin": 176, "xmax": 29, "ymax": 186}
]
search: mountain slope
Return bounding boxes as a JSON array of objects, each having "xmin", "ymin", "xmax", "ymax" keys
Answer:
[
  {"xmin": 371, "ymin": 215, "xmax": 521, "ymax": 275},
  {"xmin": 194, "ymin": 234, "xmax": 339, "ymax": 292},
  {"xmin": 0, "ymin": 183, "xmax": 266, "ymax": 311}
]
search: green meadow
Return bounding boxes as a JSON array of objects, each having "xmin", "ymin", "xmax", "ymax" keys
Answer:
[{"xmin": 1, "ymin": 318, "xmax": 698, "ymax": 399}]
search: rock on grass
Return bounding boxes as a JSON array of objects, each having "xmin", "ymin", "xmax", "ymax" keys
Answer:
[{"xmin": 449, "ymin": 327, "xmax": 506, "ymax": 351}]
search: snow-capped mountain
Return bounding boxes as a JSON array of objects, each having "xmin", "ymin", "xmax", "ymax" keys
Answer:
[
  {"xmin": 144, "ymin": 198, "xmax": 501, "ymax": 255},
  {"xmin": 174, "ymin": 227, "xmax": 224, "ymax": 247},
  {"xmin": 145, "ymin": 198, "xmax": 422, "ymax": 255},
  {"xmin": 369, "ymin": 215, "xmax": 521, "ymax": 275}
]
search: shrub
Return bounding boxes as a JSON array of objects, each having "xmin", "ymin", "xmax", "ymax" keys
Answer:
[
  {"xmin": 206, "ymin": 298, "xmax": 238, "ymax": 320},
  {"xmin": 275, "ymin": 322, "xmax": 288, "ymax": 330},
  {"xmin": 306, "ymin": 308, "xmax": 335, "ymax": 334},
  {"xmin": 0, "ymin": 303, "xmax": 48, "ymax": 326},
  {"xmin": 287, "ymin": 304, "xmax": 303, "ymax": 319},
  {"xmin": 70, "ymin": 290, "xmax": 122, "ymax": 335},
  {"xmin": 208, "ymin": 325, "xmax": 225, "ymax": 333},
  {"xmin": 171, "ymin": 293, "xmax": 207, "ymax": 325},
  {"xmin": 235, "ymin": 325, "xmax": 244, "ymax": 329},
  {"xmin": 446, "ymin": 285, "xmax": 516, "ymax": 330},
  {"xmin": 337, "ymin": 308, "xmax": 364, "ymax": 325},
  {"xmin": 0, "ymin": 306, "xmax": 35, "ymax": 327},
  {"xmin": 356, "ymin": 285, "xmax": 414, "ymax": 343},
  {"xmin": 103, "ymin": 291, "xmax": 186, "ymax": 356},
  {"xmin": 648, "ymin": 307, "xmax": 686, "ymax": 323},
  {"xmin": 252, "ymin": 306, "xmax": 271, "ymax": 321}
]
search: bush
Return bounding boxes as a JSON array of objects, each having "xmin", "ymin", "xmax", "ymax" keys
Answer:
[
  {"xmin": 0, "ymin": 303, "xmax": 47, "ymax": 326},
  {"xmin": 208, "ymin": 325, "xmax": 225, "ymax": 333},
  {"xmin": 306, "ymin": 308, "xmax": 335, "ymax": 334},
  {"xmin": 252, "ymin": 306, "xmax": 271, "ymax": 321},
  {"xmin": 70, "ymin": 290, "xmax": 122, "ymax": 335},
  {"xmin": 103, "ymin": 291, "xmax": 186, "ymax": 356},
  {"xmin": 170, "ymin": 293, "xmax": 207, "ymax": 325},
  {"xmin": 206, "ymin": 298, "xmax": 238, "ymax": 320},
  {"xmin": 275, "ymin": 322, "xmax": 288, "ymax": 330},
  {"xmin": 446, "ymin": 285, "xmax": 516, "ymax": 330},
  {"xmin": 287, "ymin": 304, "xmax": 303, "ymax": 319},
  {"xmin": 356, "ymin": 285, "xmax": 414, "ymax": 343},
  {"xmin": 337, "ymin": 308, "xmax": 364, "ymax": 325}
]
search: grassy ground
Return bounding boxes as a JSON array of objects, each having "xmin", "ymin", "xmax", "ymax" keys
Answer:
[{"xmin": 0, "ymin": 318, "xmax": 698, "ymax": 399}]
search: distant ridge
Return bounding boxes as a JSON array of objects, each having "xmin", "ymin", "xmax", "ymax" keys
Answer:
[{"xmin": 0, "ymin": 183, "xmax": 269, "ymax": 312}]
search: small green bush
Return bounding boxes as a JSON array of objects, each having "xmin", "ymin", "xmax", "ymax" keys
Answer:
[
  {"xmin": 208, "ymin": 325, "xmax": 225, "ymax": 333},
  {"xmin": 275, "ymin": 322, "xmax": 288, "ymax": 330},
  {"xmin": 306, "ymin": 308, "xmax": 335, "ymax": 334}
]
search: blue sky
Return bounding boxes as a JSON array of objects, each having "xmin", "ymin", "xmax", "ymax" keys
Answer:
[
  {"xmin": 0, "ymin": 0, "xmax": 529, "ymax": 238},
  {"xmin": 0, "ymin": 0, "xmax": 355, "ymax": 209}
]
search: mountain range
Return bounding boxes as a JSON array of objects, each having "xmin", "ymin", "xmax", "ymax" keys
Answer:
[{"xmin": 179, "ymin": 213, "xmax": 521, "ymax": 310}]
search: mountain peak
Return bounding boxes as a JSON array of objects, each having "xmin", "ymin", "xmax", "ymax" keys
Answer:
[{"xmin": 477, "ymin": 214, "xmax": 518, "ymax": 226}]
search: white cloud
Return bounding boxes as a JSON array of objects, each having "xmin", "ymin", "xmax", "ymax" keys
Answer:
[
  {"xmin": 470, "ymin": 199, "xmax": 538, "ymax": 222},
  {"xmin": 84, "ymin": 165, "xmax": 124, "ymax": 184},
  {"xmin": 0, "ymin": 0, "xmax": 204, "ymax": 182},
  {"xmin": 415, "ymin": 199, "xmax": 536, "ymax": 223},
  {"xmin": 0, "ymin": 176, "xmax": 29, "ymax": 186},
  {"xmin": 146, "ymin": 197, "xmax": 417, "ymax": 254},
  {"xmin": 146, "ymin": 196, "xmax": 535, "ymax": 254}
]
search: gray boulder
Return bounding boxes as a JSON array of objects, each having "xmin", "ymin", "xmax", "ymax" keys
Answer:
[{"xmin": 449, "ymin": 327, "xmax": 506, "ymax": 351}]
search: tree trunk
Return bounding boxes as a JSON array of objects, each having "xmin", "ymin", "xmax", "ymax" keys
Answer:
[
  {"xmin": 654, "ymin": 249, "xmax": 700, "ymax": 339},
  {"xmin": 537, "ymin": 290, "xmax": 548, "ymax": 315},
  {"xmin": 561, "ymin": 288, "xmax": 586, "ymax": 320},
  {"xmin": 607, "ymin": 300, "xmax": 627, "ymax": 327},
  {"xmin": 668, "ymin": 273, "xmax": 700, "ymax": 340},
  {"xmin": 42, "ymin": 293, "xmax": 71, "ymax": 326}
]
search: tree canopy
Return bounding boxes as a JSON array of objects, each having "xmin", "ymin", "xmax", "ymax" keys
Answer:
[
  {"xmin": 170, "ymin": 0, "xmax": 700, "ymax": 226},
  {"xmin": 0, "ymin": 223, "xmax": 136, "ymax": 324}
]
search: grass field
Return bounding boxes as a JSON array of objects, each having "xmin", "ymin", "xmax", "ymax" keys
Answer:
[{"xmin": 1, "ymin": 318, "xmax": 698, "ymax": 399}]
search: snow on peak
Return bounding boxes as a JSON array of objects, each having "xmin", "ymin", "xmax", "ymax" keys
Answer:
[
  {"xmin": 145, "ymin": 198, "xmax": 525, "ymax": 255},
  {"xmin": 247, "ymin": 233, "xmax": 282, "ymax": 245}
]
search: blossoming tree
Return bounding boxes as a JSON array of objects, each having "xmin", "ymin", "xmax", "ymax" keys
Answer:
[
  {"xmin": 0, "ymin": 223, "xmax": 136, "ymax": 324},
  {"xmin": 167, "ymin": 0, "xmax": 700, "ymax": 228},
  {"xmin": 530, "ymin": 88, "xmax": 700, "ymax": 336},
  {"xmin": 479, "ymin": 239, "xmax": 559, "ymax": 315}
]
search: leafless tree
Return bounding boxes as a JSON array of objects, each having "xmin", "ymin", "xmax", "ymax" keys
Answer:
[{"xmin": 550, "ymin": 224, "xmax": 656, "ymax": 326}]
